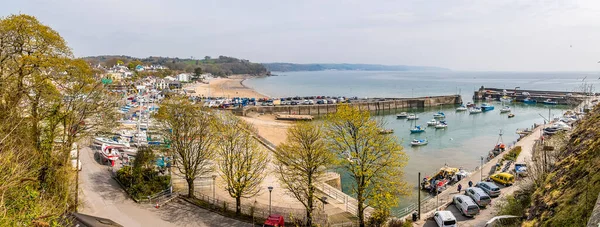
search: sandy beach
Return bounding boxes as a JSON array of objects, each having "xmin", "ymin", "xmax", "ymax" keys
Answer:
[{"xmin": 184, "ymin": 75, "xmax": 268, "ymax": 98}]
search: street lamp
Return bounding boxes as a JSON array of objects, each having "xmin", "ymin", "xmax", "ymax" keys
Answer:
[
  {"xmin": 212, "ymin": 175, "xmax": 217, "ymax": 204},
  {"xmin": 480, "ymin": 156, "xmax": 484, "ymax": 182},
  {"xmin": 268, "ymin": 186, "xmax": 274, "ymax": 215}
]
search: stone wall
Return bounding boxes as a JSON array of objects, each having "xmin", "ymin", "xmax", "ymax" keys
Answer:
[{"xmin": 239, "ymin": 95, "xmax": 462, "ymax": 116}]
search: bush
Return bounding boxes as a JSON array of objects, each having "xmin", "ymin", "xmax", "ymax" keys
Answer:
[
  {"xmin": 115, "ymin": 147, "xmax": 170, "ymax": 199},
  {"xmin": 387, "ymin": 218, "xmax": 412, "ymax": 227},
  {"xmin": 503, "ymin": 146, "xmax": 522, "ymax": 162}
]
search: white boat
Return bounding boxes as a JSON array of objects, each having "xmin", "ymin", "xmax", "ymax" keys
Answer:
[
  {"xmin": 411, "ymin": 139, "xmax": 428, "ymax": 146},
  {"xmin": 397, "ymin": 112, "xmax": 408, "ymax": 119},
  {"xmin": 435, "ymin": 122, "xmax": 448, "ymax": 129},
  {"xmin": 500, "ymin": 106, "xmax": 511, "ymax": 113},
  {"xmin": 407, "ymin": 114, "xmax": 419, "ymax": 120},
  {"xmin": 427, "ymin": 119, "xmax": 438, "ymax": 126},
  {"xmin": 499, "ymin": 96, "xmax": 512, "ymax": 102},
  {"xmin": 433, "ymin": 112, "xmax": 446, "ymax": 118},
  {"xmin": 469, "ymin": 107, "xmax": 482, "ymax": 114},
  {"xmin": 94, "ymin": 137, "xmax": 130, "ymax": 147},
  {"xmin": 456, "ymin": 105, "xmax": 468, "ymax": 111}
]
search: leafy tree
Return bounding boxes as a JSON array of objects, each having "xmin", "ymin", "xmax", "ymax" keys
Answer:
[
  {"xmin": 116, "ymin": 60, "xmax": 124, "ymax": 65},
  {"xmin": 155, "ymin": 97, "xmax": 217, "ymax": 198},
  {"xmin": 215, "ymin": 114, "xmax": 269, "ymax": 215},
  {"xmin": 273, "ymin": 122, "xmax": 334, "ymax": 227},
  {"xmin": 325, "ymin": 105, "xmax": 409, "ymax": 227},
  {"xmin": 193, "ymin": 67, "xmax": 203, "ymax": 82}
]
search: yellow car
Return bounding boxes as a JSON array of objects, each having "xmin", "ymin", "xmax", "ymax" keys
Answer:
[{"xmin": 490, "ymin": 172, "xmax": 515, "ymax": 186}]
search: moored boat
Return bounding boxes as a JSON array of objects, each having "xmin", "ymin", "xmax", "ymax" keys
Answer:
[
  {"xmin": 396, "ymin": 112, "xmax": 408, "ymax": 119},
  {"xmin": 499, "ymin": 96, "xmax": 512, "ymax": 102},
  {"xmin": 480, "ymin": 103, "xmax": 495, "ymax": 112},
  {"xmin": 407, "ymin": 114, "xmax": 419, "ymax": 120},
  {"xmin": 411, "ymin": 139, "xmax": 428, "ymax": 146},
  {"xmin": 94, "ymin": 137, "xmax": 130, "ymax": 147},
  {"xmin": 427, "ymin": 119, "xmax": 438, "ymax": 126},
  {"xmin": 466, "ymin": 102, "xmax": 476, "ymax": 108},
  {"xmin": 500, "ymin": 106, "xmax": 511, "ymax": 113},
  {"xmin": 543, "ymin": 99, "xmax": 558, "ymax": 105},
  {"xmin": 435, "ymin": 122, "xmax": 448, "ymax": 129},
  {"xmin": 410, "ymin": 125, "xmax": 425, "ymax": 133},
  {"xmin": 433, "ymin": 112, "xmax": 445, "ymax": 118},
  {"xmin": 523, "ymin": 97, "xmax": 537, "ymax": 104},
  {"xmin": 469, "ymin": 107, "xmax": 482, "ymax": 114},
  {"xmin": 508, "ymin": 113, "xmax": 515, "ymax": 118},
  {"xmin": 456, "ymin": 105, "xmax": 468, "ymax": 111}
]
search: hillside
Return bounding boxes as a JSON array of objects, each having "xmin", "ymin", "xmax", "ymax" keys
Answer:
[
  {"xmin": 82, "ymin": 55, "xmax": 269, "ymax": 77},
  {"xmin": 524, "ymin": 107, "xmax": 600, "ymax": 226},
  {"xmin": 261, "ymin": 63, "xmax": 449, "ymax": 72}
]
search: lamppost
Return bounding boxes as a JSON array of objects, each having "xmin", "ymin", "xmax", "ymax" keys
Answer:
[
  {"xmin": 212, "ymin": 175, "xmax": 217, "ymax": 204},
  {"xmin": 268, "ymin": 186, "xmax": 274, "ymax": 215},
  {"xmin": 480, "ymin": 156, "xmax": 484, "ymax": 182}
]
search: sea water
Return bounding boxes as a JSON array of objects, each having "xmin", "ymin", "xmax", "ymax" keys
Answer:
[{"xmin": 244, "ymin": 70, "xmax": 596, "ymax": 215}]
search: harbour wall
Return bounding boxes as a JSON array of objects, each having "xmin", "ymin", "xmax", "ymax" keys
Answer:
[
  {"xmin": 473, "ymin": 87, "xmax": 587, "ymax": 105},
  {"xmin": 236, "ymin": 95, "xmax": 462, "ymax": 116}
]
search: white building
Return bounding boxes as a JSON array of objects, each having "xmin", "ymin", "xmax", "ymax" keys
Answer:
[{"xmin": 177, "ymin": 73, "xmax": 191, "ymax": 82}]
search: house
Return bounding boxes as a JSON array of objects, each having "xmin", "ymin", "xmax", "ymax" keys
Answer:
[
  {"xmin": 177, "ymin": 73, "xmax": 191, "ymax": 82},
  {"xmin": 164, "ymin": 76, "xmax": 176, "ymax": 81},
  {"xmin": 155, "ymin": 79, "xmax": 169, "ymax": 90}
]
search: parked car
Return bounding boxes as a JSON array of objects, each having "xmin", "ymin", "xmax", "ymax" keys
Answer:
[
  {"xmin": 490, "ymin": 172, "xmax": 515, "ymax": 186},
  {"xmin": 484, "ymin": 215, "xmax": 521, "ymax": 227},
  {"xmin": 263, "ymin": 214, "xmax": 284, "ymax": 227},
  {"xmin": 476, "ymin": 181, "xmax": 501, "ymax": 197},
  {"xmin": 465, "ymin": 187, "xmax": 492, "ymax": 207},
  {"xmin": 453, "ymin": 195, "xmax": 480, "ymax": 217},
  {"xmin": 433, "ymin": 211, "xmax": 457, "ymax": 227},
  {"xmin": 514, "ymin": 163, "xmax": 527, "ymax": 177}
]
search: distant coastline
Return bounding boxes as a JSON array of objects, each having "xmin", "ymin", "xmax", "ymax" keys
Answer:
[{"xmin": 261, "ymin": 63, "xmax": 449, "ymax": 72}]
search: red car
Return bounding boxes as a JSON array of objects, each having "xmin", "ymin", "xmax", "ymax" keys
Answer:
[{"xmin": 263, "ymin": 214, "xmax": 284, "ymax": 227}]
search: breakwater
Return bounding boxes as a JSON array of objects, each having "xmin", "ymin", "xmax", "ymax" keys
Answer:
[
  {"xmin": 473, "ymin": 87, "xmax": 588, "ymax": 105},
  {"xmin": 236, "ymin": 95, "xmax": 462, "ymax": 116}
]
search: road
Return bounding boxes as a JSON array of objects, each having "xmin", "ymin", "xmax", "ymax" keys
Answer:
[{"xmin": 78, "ymin": 145, "xmax": 253, "ymax": 227}]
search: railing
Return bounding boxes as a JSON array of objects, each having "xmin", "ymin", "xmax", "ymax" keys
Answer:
[
  {"xmin": 391, "ymin": 195, "xmax": 432, "ymax": 218},
  {"xmin": 191, "ymin": 191, "xmax": 328, "ymax": 226}
]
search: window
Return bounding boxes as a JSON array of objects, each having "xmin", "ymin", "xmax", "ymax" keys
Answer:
[
  {"xmin": 457, "ymin": 198, "xmax": 462, "ymax": 203},
  {"xmin": 444, "ymin": 220, "xmax": 457, "ymax": 225}
]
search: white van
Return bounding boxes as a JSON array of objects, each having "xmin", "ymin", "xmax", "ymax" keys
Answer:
[
  {"xmin": 465, "ymin": 187, "xmax": 492, "ymax": 207},
  {"xmin": 433, "ymin": 211, "xmax": 457, "ymax": 227},
  {"xmin": 453, "ymin": 195, "xmax": 480, "ymax": 217}
]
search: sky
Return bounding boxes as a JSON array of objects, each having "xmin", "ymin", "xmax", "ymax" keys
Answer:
[{"xmin": 3, "ymin": 0, "xmax": 600, "ymax": 71}]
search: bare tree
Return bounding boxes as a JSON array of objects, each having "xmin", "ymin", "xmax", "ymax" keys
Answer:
[
  {"xmin": 155, "ymin": 97, "xmax": 217, "ymax": 197},
  {"xmin": 215, "ymin": 114, "xmax": 269, "ymax": 215},
  {"xmin": 273, "ymin": 122, "xmax": 334, "ymax": 226}
]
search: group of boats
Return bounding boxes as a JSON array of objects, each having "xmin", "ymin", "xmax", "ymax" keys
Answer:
[{"xmin": 397, "ymin": 110, "xmax": 450, "ymax": 147}]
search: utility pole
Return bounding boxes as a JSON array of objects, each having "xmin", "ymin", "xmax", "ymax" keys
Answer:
[
  {"xmin": 418, "ymin": 172, "xmax": 421, "ymax": 219},
  {"xmin": 480, "ymin": 156, "xmax": 483, "ymax": 182}
]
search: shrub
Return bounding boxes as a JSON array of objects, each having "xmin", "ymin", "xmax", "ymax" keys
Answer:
[
  {"xmin": 116, "ymin": 166, "xmax": 170, "ymax": 199},
  {"xmin": 503, "ymin": 146, "xmax": 522, "ymax": 162}
]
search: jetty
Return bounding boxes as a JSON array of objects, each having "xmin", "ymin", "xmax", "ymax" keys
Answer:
[
  {"xmin": 239, "ymin": 95, "xmax": 462, "ymax": 116},
  {"xmin": 473, "ymin": 87, "xmax": 589, "ymax": 105}
]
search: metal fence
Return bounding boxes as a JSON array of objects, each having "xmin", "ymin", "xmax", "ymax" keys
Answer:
[{"xmin": 192, "ymin": 191, "xmax": 328, "ymax": 226}]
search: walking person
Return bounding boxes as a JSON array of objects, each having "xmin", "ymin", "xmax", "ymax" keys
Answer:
[
  {"xmin": 457, "ymin": 184, "xmax": 462, "ymax": 193},
  {"xmin": 468, "ymin": 180, "xmax": 473, "ymax": 188}
]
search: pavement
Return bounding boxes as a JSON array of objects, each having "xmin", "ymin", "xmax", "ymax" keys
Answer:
[{"xmin": 78, "ymin": 145, "xmax": 253, "ymax": 227}]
